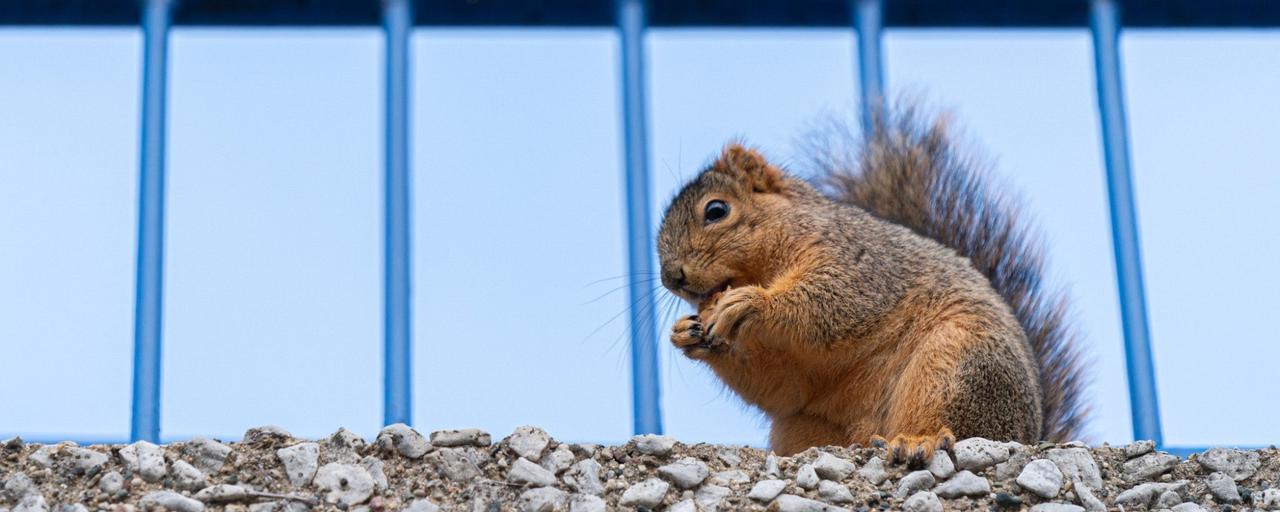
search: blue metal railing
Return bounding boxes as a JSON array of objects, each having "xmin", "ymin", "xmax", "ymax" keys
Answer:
[{"xmin": 7, "ymin": 0, "xmax": 1277, "ymax": 450}]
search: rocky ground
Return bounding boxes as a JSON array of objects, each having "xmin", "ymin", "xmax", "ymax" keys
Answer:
[{"xmin": 2, "ymin": 426, "xmax": 1278, "ymax": 512}]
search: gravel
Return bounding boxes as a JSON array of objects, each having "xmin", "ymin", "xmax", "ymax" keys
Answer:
[{"xmin": 3, "ymin": 429, "xmax": 1280, "ymax": 512}]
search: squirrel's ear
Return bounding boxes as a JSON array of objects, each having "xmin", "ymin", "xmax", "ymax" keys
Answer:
[{"xmin": 714, "ymin": 144, "xmax": 784, "ymax": 193}]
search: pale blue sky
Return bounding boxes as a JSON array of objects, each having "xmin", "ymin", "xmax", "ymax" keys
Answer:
[{"xmin": 1, "ymin": 28, "xmax": 1276, "ymax": 447}]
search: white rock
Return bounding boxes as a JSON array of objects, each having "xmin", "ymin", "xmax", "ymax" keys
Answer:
[
  {"xmin": 1045, "ymin": 448, "xmax": 1103, "ymax": 491},
  {"xmin": 1028, "ymin": 504, "xmax": 1084, "ymax": 512},
  {"xmin": 1016, "ymin": 459, "xmax": 1064, "ymax": 499},
  {"xmin": 1123, "ymin": 440, "xmax": 1155, "ymax": 459},
  {"xmin": 748, "ymin": 479, "xmax": 787, "ymax": 502},
  {"xmin": 568, "ymin": 494, "xmax": 606, "ymax": 512},
  {"xmin": 1074, "ymin": 480, "xmax": 1107, "ymax": 512},
  {"xmin": 1122, "ymin": 452, "xmax": 1178, "ymax": 482},
  {"xmin": 857, "ymin": 457, "xmax": 889, "ymax": 485},
  {"xmin": 509, "ymin": 457, "xmax": 557, "ymax": 487},
  {"xmin": 717, "ymin": 447, "xmax": 743, "ymax": 467},
  {"xmin": 1198, "ymin": 448, "xmax": 1259, "ymax": 481},
  {"xmin": 618, "ymin": 478, "xmax": 668, "ymax": 509},
  {"xmin": 657, "ymin": 457, "xmax": 710, "ymax": 489},
  {"xmin": 762, "ymin": 454, "xmax": 781, "ymax": 478},
  {"xmin": 140, "ymin": 491, "xmax": 204, "ymax": 512},
  {"xmin": 119, "ymin": 440, "xmax": 167, "ymax": 483},
  {"xmin": 954, "ymin": 438, "xmax": 1011, "ymax": 471},
  {"xmin": 540, "ymin": 445, "xmax": 576, "ymax": 475},
  {"xmin": 313, "ymin": 463, "xmax": 376, "ymax": 507},
  {"xmin": 28, "ymin": 446, "xmax": 53, "ymax": 468},
  {"xmin": 520, "ymin": 487, "xmax": 568, "ymax": 512},
  {"xmin": 425, "ymin": 447, "xmax": 480, "ymax": 482},
  {"xmin": 926, "ymin": 451, "xmax": 954, "ymax": 480},
  {"xmin": 325, "ymin": 428, "xmax": 368, "ymax": 464},
  {"xmin": 1113, "ymin": 481, "xmax": 1187, "ymax": 508},
  {"xmin": 194, "ymin": 484, "xmax": 249, "ymax": 503},
  {"xmin": 668, "ymin": 499, "xmax": 696, "ymax": 512},
  {"xmin": 171, "ymin": 460, "xmax": 206, "ymax": 491},
  {"xmin": 895, "ymin": 470, "xmax": 936, "ymax": 499},
  {"xmin": 98, "ymin": 471, "xmax": 124, "ymax": 494},
  {"xmin": 59, "ymin": 447, "xmax": 109, "ymax": 476},
  {"xmin": 632, "ymin": 434, "xmax": 677, "ymax": 457},
  {"xmin": 243, "ymin": 425, "xmax": 292, "ymax": 442},
  {"xmin": 1259, "ymin": 488, "xmax": 1280, "ymax": 510},
  {"xmin": 1205, "ymin": 471, "xmax": 1241, "ymax": 503},
  {"xmin": 361, "ymin": 456, "xmax": 388, "ymax": 492},
  {"xmin": 507, "ymin": 426, "xmax": 552, "ymax": 462},
  {"xmin": 405, "ymin": 499, "xmax": 441, "ymax": 512},
  {"xmin": 13, "ymin": 493, "xmax": 48, "ymax": 512},
  {"xmin": 711, "ymin": 469, "xmax": 751, "ymax": 486},
  {"xmin": 933, "ymin": 470, "xmax": 990, "ymax": 498},
  {"xmin": 182, "ymin": 437, "xmax": 232, "ymax": 473},
  {"xmin": 903, "ymin": 491, "xmax": 943, "ymax": 512},
  {"xmin": 1156, "ymin": 490, "xmax": 1183, "ymax": 508},
  {"xmin": 563, "ymin": 459, "xmax": 604, "ymax": 496},
  {"xmin": 4, "ymin": 473, "xmax": 34, "ymax": 500},
  {"xmin": 769, "ymin": 494, "xmax": 850, "ymax": 512},
  {"xmin": 1171, "ymin": 503, "xmax": 1208, "ymax": 512},
  {"xmin": 813, "ymin": 453, "xmax": 856, "ymax": 481},
  {"xmin": 795, "ymin": 464, "xmax": 819, "ymax": 490},
  {"xmin": 429, "ymin": 428, "xmax": 491, "ymax": 448},
  {"xmin": 375, "ymin": 424, "xmax": 430, "ymax": 459},
  {"xmin": 695, "ymin": 484, "xmax": 732, "ymax": 511},
  {"xmin": 276, "ymin": 442, "xmax": 320, "ymax": 486},
  {"xmin": 818, "ymin": 480, "xmax": 854, "ymax": 503}
]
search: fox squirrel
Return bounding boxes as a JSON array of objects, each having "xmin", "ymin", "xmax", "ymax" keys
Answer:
[{"xmin": 656, "ymin": 106, "xmax": 1087, "ymax": 464}]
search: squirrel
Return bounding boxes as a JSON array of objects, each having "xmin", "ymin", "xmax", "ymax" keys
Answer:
[{"xmin": 656, "ymin": 104, "xmax": 1087, "ymax": 464}]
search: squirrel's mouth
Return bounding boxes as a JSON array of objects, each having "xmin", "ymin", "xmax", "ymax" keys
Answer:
[{"xmin": 683, "ymin": 279, "xmax": 733, "ymax": 306}]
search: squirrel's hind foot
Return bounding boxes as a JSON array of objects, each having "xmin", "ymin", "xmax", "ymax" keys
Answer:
[{"xmin": 871, "ymin": 428, "xmax": 956, "ymax": 468}]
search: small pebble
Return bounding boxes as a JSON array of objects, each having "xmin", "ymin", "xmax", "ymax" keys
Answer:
[
  {"xmin": 632, "ymin": 434, "xmax": 677, "ymax": 457},
  {"xmin": 194, "ymin": 485, "xmax": 249, "ymax": 503},
  {"xmin": 325, "ymin": 428, "xmax": 368, "ymax": 464},
  {"xmin": 424, "ymin": 447, "xmax": 480, "ymax": 482},
  {"xmin": 374, "ymin": 424, "xmax": 430, "ymax": 459},
  {"xmin": 98, "ymin": 471, "xmax": 124, "ymax": 495},
  {"xmin": 506, "ymin": 426, "xmax": 552, "ymax": 462},
  {"xmin": 140, "ymin": 491, "xmax": 204, "ymax": 512},
  {"xmin": 993, "ymin": 492, "xmax": 1022, "ymax": 508},
  {"xmin": 762, "ymin": 454, "xmax": 782, "ymax": 478},
  {"xmin": 904, "ymin": 491, "xmax": 943, "ymax": 512},
  {"xmin": 1198, "ymin": 448, "xmax": 1260, "ymax": 481},
  {"xmin": 275, "ymin": 442, "xmax": 320, "ymax": 487},
  {"xmin": 313, "ymin": 463, "xmax": 376, "ymax": 507},
  {"xmin": 1206, "ymin": 471, "xmax": 1242, "ymax": 503},
  {"xmin": 895, "ymin": 470, "xmax": 936, "ymax": 499},
  {"xmin": 404, "ymin": 499, "xmax": 440, "ymax": 512},
  {"xmin": 1016, "ymin": 459, "xmax": 1064, "ymax": 499},
  {"xmin": 926, "ymin": 451, "xmax": 954, "ymax": 480},
  {"xmin": 429, "ymin": 428, "xmax": 491, "ymax": 448},
  {"xmin": 1123, "ymin": 440, "xmax": 1155, "ymax": 459},
  {"xmin": 857, "ymin": 457, "xmax": 889, "ymax": 485},
  {"xmin": 954, "ymin": 438, "xmax": 1011, "ymax": 471},
  {"xmin": 563, "ymin": 459, "xmax": 604, "ymax": 496},
  {"xmin": 657, "ymin": 457, "xmax": 709, "ymax": 489},
  {"xmin": 1028, "ymin": 504, "xmax": 1084, "ymax": 512},
  {"xmin": 1045, "ymin": 448, "xmax": 1103, "ymax": 491},
  {"xmin": 568, "ymin": 494, "xmax": 605, "ymax": 512},
  {"xmin": 170, "ymin": 460, "xmax": 206, "ymax": 491},
  {"xmin": 668, "ymin": 499, "xmax": 696, "ymax": 512},
  {"xmin": 182, "ymin": 437, "xmax": 232, "ymax": 473},
  {"xmin": 1156, "ymin": 489, "xmax": 1183, "ymax": 508},
  {"xmin": 539, "ymin": 445, "xmax": 576, "ymax": 475},
  {"xmin": 819, "ymin": 480, "xmax": 855, "ymax": 503},
  {"xmin": 1122, "ymin": 452, "xmax": 1179, "ymax": 482},
  {"xmin": 360, "ymin": 456, "xmax": 389, "ymax": 492},
  {"xmin": 814, "ymin": 453, "xmax": 857, "ymax": 481},
  {"xmin": 695, "ymin": 484, "xmax": 731, "ymax": 511},
  {"xmin": 519, "ymin": 487, "xmax": 568, "ymax": 512},
  {"xmin": 119, "ymin": 441, "xmax": 167, "ymax": 483},
  {"xmin": 509, "ymin": 457, "xmax": 557, "ymax": 487},
  {"xmin": 618, "ymin": 478, "xmax": 668, "ymax": 509},
  {"xmin": 748, "ymin": 479, "xmax": 787, "ymax": 502},
  {"xmin": 796, "ymin": 463, "xmax": 819, "ymax": 490},
  {"xmin": 933, "ymin": 470, "xmax": 990, "ymax": 498},
  {"xmin": 770, "ymin": 494, "xmax": 850, "ymax": 512}
]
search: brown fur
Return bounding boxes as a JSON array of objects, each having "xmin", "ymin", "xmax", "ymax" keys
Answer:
[{"xmin": 657, "ymin": 109, "xmax": 1087, "ymax": 460}]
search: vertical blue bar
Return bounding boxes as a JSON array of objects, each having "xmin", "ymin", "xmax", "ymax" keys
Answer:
[
  {"xmin": 382, "ymin": 0, "xmax": 413, "ymax": 427},
  {"xmin": 1090, "ymin": 0, "xmax": 1163, "ymax": 445},
  {"xmin": 853, "ymin": 0, "xmax": 885, "ymax": 133},
  {"xmin": 616, "ymin": 0, "xmax": 662, "ymax": 435},
  {"xmin": 130, "ymin": 0, "xmax": 173, "ymax": 443}
]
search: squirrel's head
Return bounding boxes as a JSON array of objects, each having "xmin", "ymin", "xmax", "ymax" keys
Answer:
[{"xmin": 657, "ymin": 143, "xmax": 796, "ymax": 307}]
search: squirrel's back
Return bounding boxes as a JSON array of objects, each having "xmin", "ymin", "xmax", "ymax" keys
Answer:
[{"xmin": 808, "ymin": 104, "xmax": 1089, "ymax": 442}]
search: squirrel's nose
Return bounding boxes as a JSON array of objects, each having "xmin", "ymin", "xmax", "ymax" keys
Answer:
[{"xmin": 661, "ymin": 264, "xmax": 687, "ymax": 291}]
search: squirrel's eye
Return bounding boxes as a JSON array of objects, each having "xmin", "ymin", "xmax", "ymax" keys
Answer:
[{"xmin": 703, "ymin": 200, "xmax": 730, "ymax": 224}]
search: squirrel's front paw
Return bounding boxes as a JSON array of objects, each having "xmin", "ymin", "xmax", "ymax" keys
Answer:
[
  {"xmin": 870, "ymin": 428, "xmax": 956, "ymax": 468},
  {"xmin": 704, "ymin": 285, "xmax": 766, "ymax": 341},
  {"xmin": 670, "ymin": 314, "xmax": 724, "ymax": 358}
]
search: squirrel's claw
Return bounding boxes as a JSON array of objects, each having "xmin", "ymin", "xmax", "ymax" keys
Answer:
[
  {"xmin": 704, "ymin": 286, "xmax": 766, "ymax": 341},
  {"xmin": 671, "ymin": 314, "xmax": 724, "ymax": 358},
  {"xmin": 877, "ymin": 428, "xmax": 956, "ymax": 469}
]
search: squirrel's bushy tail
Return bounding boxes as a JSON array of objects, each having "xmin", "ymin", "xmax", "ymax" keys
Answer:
[{"xmin": 806, "ymin": 103, "xmax": 1088, "ymax": 442}]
